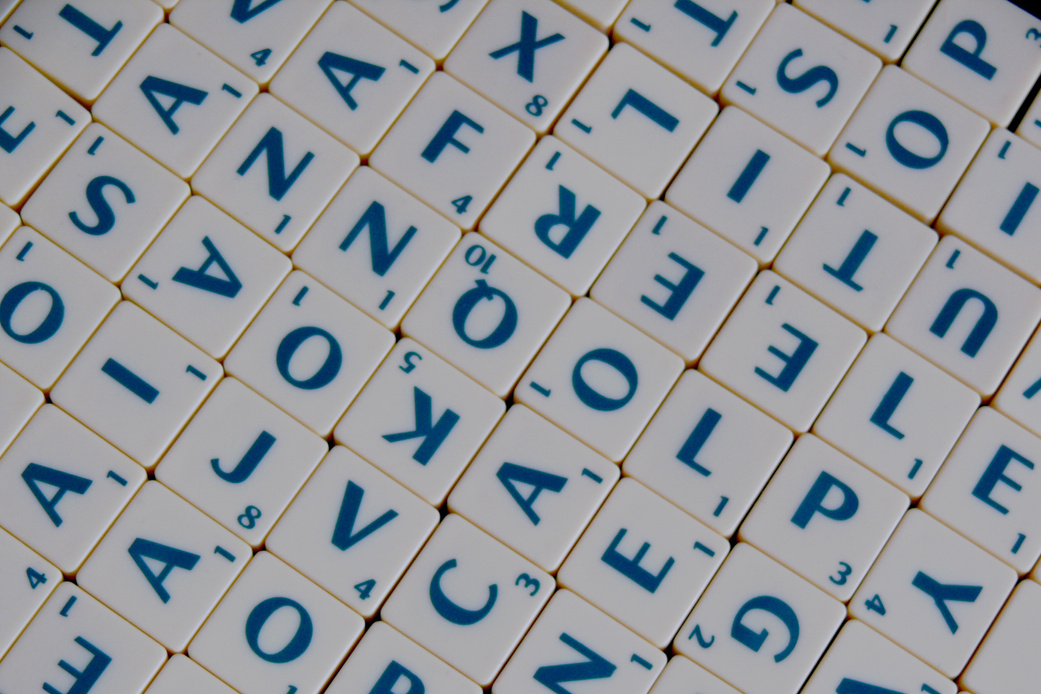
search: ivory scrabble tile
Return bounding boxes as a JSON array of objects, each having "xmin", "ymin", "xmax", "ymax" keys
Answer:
[
  {"xmin": 794, "ymin": 0, "xmax": 936, "ymax": 62},
  {"xmin": 0, "ymin": 360, "xmax": 42, "ymax": 458},
  {"xmin": 143, "ymin": 654, "xmax": 237, "ymax": 694},
  {"xmin": 961, "ymin": 579, "xmax": 1041, "ymax": 694},
  {"xmin": 553, "ymin": 0, "xmax": 629, "ymax": 31},
  {"xmin": 349, "ymin": 0, "xmax": 491, "ymax": 61},
  {"xmin": 994, "ymin": 327, "xmax": 1041, "ymax": 439},
  {"xmin": 0, "ymin": 527, "xmax": 59, "ymax": 660},
  {"xmin": 0, "ymin": 203, "xmax": 18, "ymax": 248},
  {"xmin": 647, "ymin": 656, "xmax": 742, "ymax": 694}
]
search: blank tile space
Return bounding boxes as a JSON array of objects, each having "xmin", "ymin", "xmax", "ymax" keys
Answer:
[
  {"xmin": 349, "ymin": 0, "xmax": 491, "ymax": 61},
  {"xmin": 143, "ymin": 655, "xmax": 237, "ymax": 694},
  {"xmin": 0, "ymin": 527, "xmax": 60, "ymax": 660},
  {"xmin": 794, "ymin": 0, "xmax": 936, "ymax": 62},
  {"xmin": 962, "ymin": 580, "xmax": 1041, "ymax": 694},
  {"xmin": 0, "ymin": 360, "xmax": 42, "ymax": 457}
]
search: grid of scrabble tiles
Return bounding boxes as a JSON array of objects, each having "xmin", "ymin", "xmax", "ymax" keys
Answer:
[{"xmin": 4, "ymin": 0, "xmax": 1041, "ymax": 693}]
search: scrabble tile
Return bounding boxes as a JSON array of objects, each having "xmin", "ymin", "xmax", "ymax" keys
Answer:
[
  {"xmin": 170, "ymin": 0, "xmax": 331, "ymax": 85},
  {"xmin": 91, "ymin": 24, "xmax": 258, "ymax": 179},
  {"xmin": 994, "ymin": 328, "xmax": 1041, "ymax": 439},
  {"xmin": 0, "ymin": 405, "xmax": 144, "ymax": 575},
  {"xmin": 325, "ymin": 622, "xmax": 482, "ymax": 694},
  {"xmin": 19, "ymin": 123, "xmax": 190, "ymax": 284},
  {"xmin": 445, "ymin": 0, "xmax": 608, "ymax": 133},
  {"xmin": 623, "ymin": 369, "xmax": 794, "ymax": 537},
  {"xmin": 516, "ymin": 298, "xmax": 684, "ymax": 461},
  {"xmin": 666, "ymin": 105, "xmax": 830, "ymax": 265},
  {"xmin": 76, "ymin": 482, "xmax": 250, "ymax": 653},
  {"xmin": 590, "ymin": 202, "xmax": 757, "ymax": 365},
  {"xmin": 850, "ymin": 509, "xmax": 1018, "ymax": 678},
  {"xmin": 0, "ymin": 48, "xmax": 88, "ymax": 208},
  {"xmin": 448, "ymin": 404, "xmax": 619, "ymax": 572},
  {"xmin": 902, "ymin": 0, "xmax": 1041, "ymax": 126},
  {"xmin": 814, "ymin": 333, "xmax": 980, "ymax": 499},
  {"xmin": 0, "ymin": 360, "xmax": 42, "ymax": 457},
  {"xmin": 829, "ymin": 65, "xmax": 989, "ymax": 223},
  {"xmin": 225, "ymin": 271, "xmax": 394, "ymax": 438},
  {"xmin": 292, "ymin": 167, "xmax": 460, "ymax": 331},
  {"xmin": 555, "ymin": 42, "xmax": 718, "ymax": 198},
  {"xmin": 268, "ymin": 3, "xmax": 435, "ymax": 157},
  {"xmin": 0, "ymin": 527, "xmax": 60, "ymax": 660},
  {"xmin": 0, "ymin": 227, "xmax": 119, "ymax": 390},
  {"xmin": 647, "ymin": 655, "xmax": 742, "ymax": 694},
  {"xmin": 143, "ymin": 654, "xmax": 237, "ymax": 694},
  {"xmin": 265, "ymin": 446, "xmax": 440, "ymax": 618},
  {"xmin": 350, "ymin": 0, "xmax": 491, "ymax": 61},
  {"xmin": 370, "ymin": 72, "xmax": 535, "ymax": 230},
  {"xmin": 0, "ymin": 0, "xmax": 162, "ymax": 103},
  {"xmin": 480, "ymin": 136, "xmax": 646, "ymax": 296},
  {"xmin": 794, "ymin": 0, "xmax": 936, "ymax": 62},
  {"xmin": 0, "ymin": 583, "xmax": 166, "ymax": 694},
  {"xmin": 801, "ymin": 620, "xmax": 957, "ymax": 694},
  {"xmin": 0, "ymin": 202, "xmax": 18, "ymax": 247},
  {"xmin": 189, "ymin": 551, "xmax": 365, "ymax": 694},
  {"xmin": 922, "ymin": 407, "xmax": 1041, "ymax": 574},
  {"xmin": 155, "ymin": 378, "xmax": 328, "ymax": 548},
  {"xmin": 738, "ymin": 434, "xmax": 909, "ymax": 601},
  {"xmin": 615, "ymin": 0, "xmax": 774, "ymax": 96},
  {"xmin": 699, "ymin": 271, "xmax": 867, "ymax": 433},
  {"xmin": 721, "ymin": 4, "xmax": 881, "ymax": 156},
  {"xmin": 335, "ymin": 338, "xmax": 505, "ymax": 506},
  {"xmin": 49, "ymin": 301, "xmax": 221, "ymax": 469},
  {"xmin": 558, "ymin": 478, "xmax": 729, "ymax": 647},
  {"xmin": 773, "ymin": 174, "xmax": 938, "ymax": 332},
  {"xmin": 124, "ymin": 196, "xmax": 291, "ymax": 359},
  {"xmin": 885, "ymin": 236, "xmax": 1041, "ymax": 396},
  {"xmin": 380, "ymin": 514, "xmax": 553, "ymax": 687},
  {"xmin": 961, "ymin": 579, "xmax": 1041, "ymax": 694},
  {"xmin": 552, "ymin": 0, "xmax": 629, "ymax": 30},
  {"xmin": 939, "ymin": 130, "xmax": 1041, "ymax": 283},
  {"xmin": 192, "ymin": 94, "xmax": 358, "ymax": 253},
  {"xmin": 401, "ymin": 234, "xmax": 570, "ymax": 398},
  {"xmin": 494, "ymin": 590, "xmax": 667, "ymax": 694},
  {"xmin": 0, "ymin": 0, "xmax": 22, "ymax": 23},
  {"xmin": 1016, "ymin": 88, "xmax": 1041, "ymax": 150},
  {"xmin": 673, "ymin": 543, "xmax": 846, "ymax": 694}
]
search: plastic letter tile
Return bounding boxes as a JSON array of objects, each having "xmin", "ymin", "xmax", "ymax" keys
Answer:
[
  {"xmin": 143, "ymin": 654, "xmax": 237, "ymax": 694},
  {"xmin": 20, "ymin": 123, "xmax": 190, "ymax": 284},
  {"xmin": 814, "ymin": 333, "xmax": 980, "ymax": 499},
  {"xmin": 49, "ymin": 301, "xmax": 222, "ymax": 469},
  {"xmin": 155, "ymin": 378, "xmax": 328, "ymax": 548},
  {"xmin": 794, "ymin": 0, "xmax": 936, "ymax": 62},
  {"xmin": 349, "ymin": 0, "xmax": 491, "ymax": 62},
  {"xmin": 885, "ymin": 236, "xmax": 1041, "ymax": 396},
  {"xmin": 624, "ymin": 369, "xmax": 793, "ymax": 538},
  {"xmin": 480, "ymin": 136, "xmax": 646, "ymax": 296},
  {"xmin": 552, "ymin": 0, "xmax": 630, "ymax": 31},
  {"xmin": 76, "ymin": 482, "xmax": 250, "ymax": 652},
  {"xmin": 0, "ymin": 0, "xmax": 22, "ymax": 23},
  {"xmin": 370, "ymin": 73, "xmax": 535, "ymax": 230},
  {"xmin": 0, "ymin": 583, "xmax": 166, "ymax": 694},
  {"xmin": 445, "ymin": 0, "xmax": 608, "ymax": 133},
  {"xmin": 849, "ymin": 509, "xmax": 1018, "ymax": 677},
  {"xmin": 666, "ymin": 106, "xmax": 830, "ymax": 265},
  {"xmin": 334, "ymin": 338, "xmax": 505, "ymax": 506},
  {"xmin": 647, "ymin": 655, "xmax": 742, "ymax": 694},
  {"xmin": 170, "ymin": 0, "xmax": 331, "ymax": 85},
  {"xmin": 124, "ymin": 196, "xmax": 292, "ymax": 359},
  {"xmin": 401, "ymin": 234, "xmax": 570, "ymax": 398},
  {"xmin": 0, "ymin": 48, "xmax": 89, "ymax": 208},
  {"xmin": 922, "ymin": 407, "xmax": 1041, "ymax": 574},
  {"xmin": 902, "ymin": 0, "xmax": 1041, "ymax": 126},
  {"xmin": 0, "ymin": 227, "xmax": 119, "ymax": 390},
  {"xmin": 448, "ymin": 404, "xmax": 619, "ymax": 572},
  {"xmin": 494, "ymin": 590, "xmax": 666, "ymax": 694},
  {"xmin": 994, "ymin": 328, "xmax": 1041, "ymax": 439},
  {"xmin": 380, "ymin": 514, "xmax": 553, "ymax": 687},
  {"xmin": 91, "ymin": 24, "xmax": 258, "ymax": 179},
  {"xmin": 558, "ymin": 478, "xmax": 729, "ymax": 648},
  {"xmin": 515, "ymin": 298, "xmax": 684, "ymax": 461},
  {"xmin": 189, "ymin": 551, "xmax": 365, "ymax": 694},
  {"xmin": 0, "ymin": 203, "xmax": 18, "ymax": 247},
  {"xmin": 265, "ymin": 446, "xmax": 440, "ymax": 619},
  {"xmin": 699, "ymin": 271, "xmax": 867, "ymax": 433},
  {"xmin": 801, "ymin": 620, "xmax": 957, "ymax": 694},
  {"xmin": 555, "ymin": 42, "xmax": 718, "ymax": 199},
  {"xmin": 939, "ymin": 130, "xmax": 1041, "ymax": 284},
  {"xmin": 0, "ymin": 527, "xmax": 60, "ymax": 660},
  {"xmin": 829, "ymin": 65, "xmax": 989, "ymax": 223},
  {"xmin": 738, "ymin": 434, "xmax": 909, "ymax": 601},
  {"xmin": 591, "ymin": 201, "xmax": 757, "ymax": 365},
  {"xmin": 224, "ymin": 271, "xmax": 394, "ymax": 438},
  {"xmin": 773, "ymin": 174, "xmax": 938, "ymax": 331},
  {"xmin": 0, "ymin": 360, "xmax": 42, "ymax": 457},
  {"xmin": 0, "ymin": 405, "xmax": 144, "ymax": 575},
  {"xmin": 961, "ymin": 580, "xmax": 1041, "ymax": 694},
  {"xmin": 673, "ymin": 543, "xmax": 846, "ymax": 694},
  {"xmin": 325, "ymin": 622, "xmax": 482, "ymax": 694},
  {"xmin": 0, "ymin": 0, "xmax": 162, "ymax": 103},
  {"xmin": 721, "ymin": 4, "xmax": 881, "ymax": 156},
  {"xmin": 615, "ymin": 0, "xmax": 773, "ymax": 96},
  {"xmin": 268, "ymin": 3, "xmax": 435, "ymax": 157},
  {"xmin": 292, "ymin": 167, "xmax": 460, "ymax": 331}
]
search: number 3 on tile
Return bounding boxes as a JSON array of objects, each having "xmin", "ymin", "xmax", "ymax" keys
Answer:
[{"xmin": 516, "ymin": 573, "xmax": 540, "ymax": 596}]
